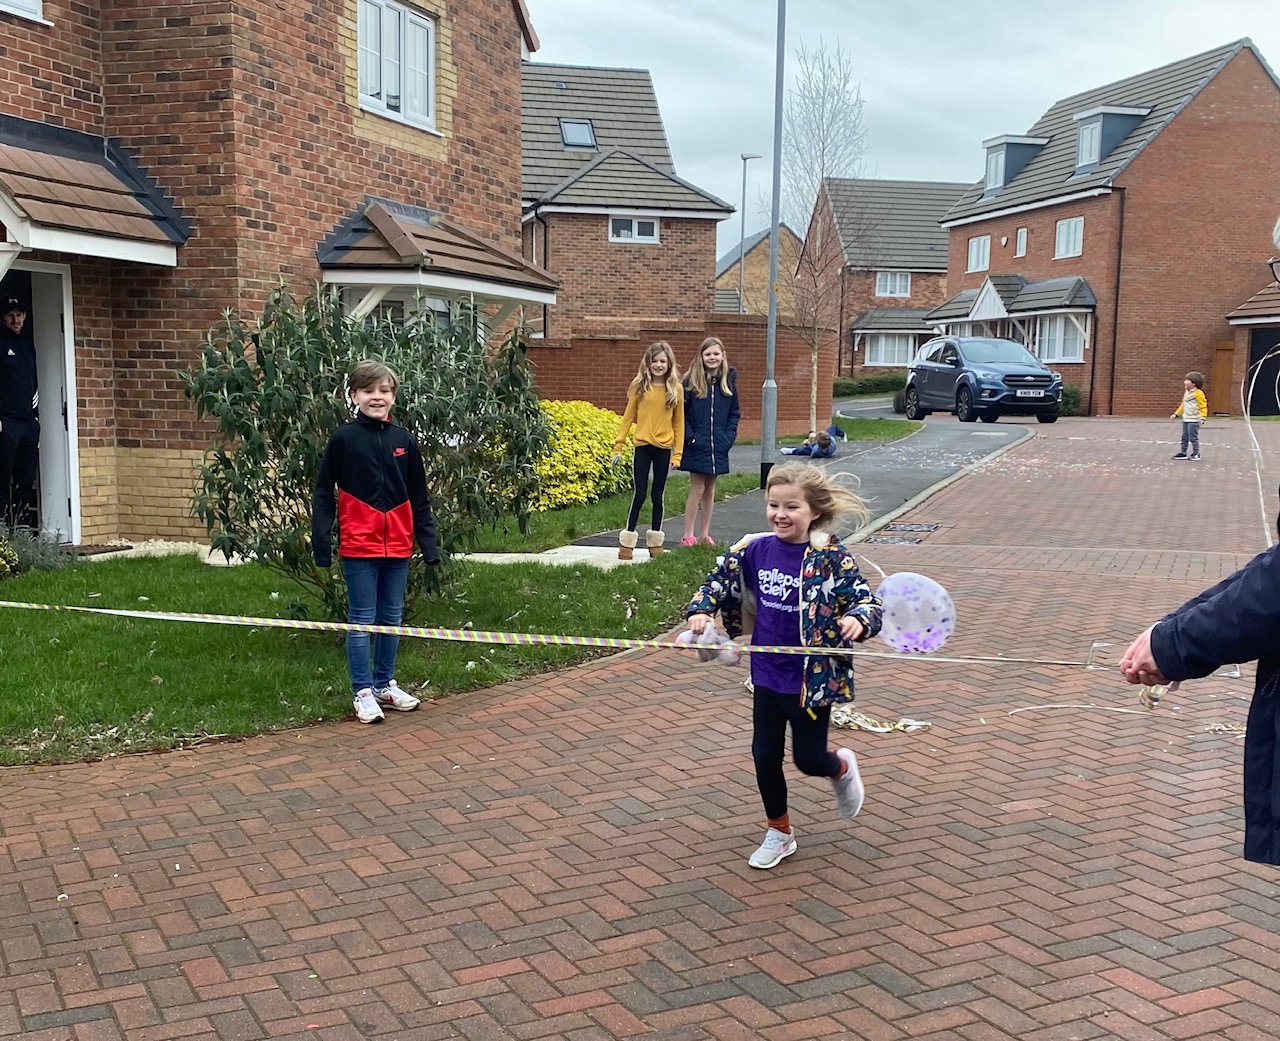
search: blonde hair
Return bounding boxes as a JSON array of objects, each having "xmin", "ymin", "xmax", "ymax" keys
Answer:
[
  {"xmin": 685, "ymin": 336, "xmax": 733, "ymax": 398},
  {"xmin": 348, "ymin": 359, "xmax": 399, "ymax": 395},
  {"xmin": 766, "ymin": 462, "xmax": 870, "ymax": 531},
  {"xmin": 628, "ymin": 340, "xmax": 681, "ymax": 408}
]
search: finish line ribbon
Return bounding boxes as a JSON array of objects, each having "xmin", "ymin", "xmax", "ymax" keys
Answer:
[{"xmin": 0, "ymin": 598, "xmax": 1100, "ymax": 668}]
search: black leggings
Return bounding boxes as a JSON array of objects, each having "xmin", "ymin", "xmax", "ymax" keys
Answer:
[
  {"xmin": 752, "ymin": 683, "xmax": 841, "ymax": 820},
  {"xmin": 626, "ymin": 443, "xmax": 671, "ymax": 532}
]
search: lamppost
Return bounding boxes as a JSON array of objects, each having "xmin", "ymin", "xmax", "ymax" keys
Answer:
[
  {"xmin": 760, "ymin": 0, "xmax": 786, "ymax": 487},
  {"xmin": 737, "ymin": 153, "xmax": 762, "ymax": 313}
]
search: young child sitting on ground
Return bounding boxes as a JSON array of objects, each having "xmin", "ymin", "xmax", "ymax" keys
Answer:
[{"xmin": 781, "ymin": 430, "xmax": 836, "ymax": 458}]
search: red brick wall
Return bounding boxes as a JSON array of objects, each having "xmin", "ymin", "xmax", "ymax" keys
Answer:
[
  {"xmin": 529, "ymin": 313, "xmax": 834, "ymax": 439},
  {"xmin": 841, "ymin": 269, "xmax": 948, "ymax": 374},
  {"xmin": 0, "ymin": 2, "xmax": 103, "ymax": 132},
  {"xmin": 528, "ymin": 212, "xmax": 717, "ymax": 339},
  {"xmin": 1111, "ymin": 48, "xmax": 1280, "ymax": 416}
]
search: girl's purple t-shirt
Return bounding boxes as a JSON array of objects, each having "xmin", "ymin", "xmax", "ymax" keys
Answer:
[{"xmin": 745, "ymin": 535, "xmax": 807, "ymax": 693}]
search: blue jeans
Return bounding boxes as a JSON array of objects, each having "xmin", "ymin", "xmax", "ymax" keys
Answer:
[
  {"xmin": 342, "ymin": 557, "xmax": 410, "ymax": 693},
  {"xmin": 1180, "ymin": 421, "xmax": 1201, "ymax": 454}
]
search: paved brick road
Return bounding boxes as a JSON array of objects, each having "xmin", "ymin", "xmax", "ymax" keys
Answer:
[{"xmin": 3, "ymin": 417, "xmax": 1279, "ymax": 1041}]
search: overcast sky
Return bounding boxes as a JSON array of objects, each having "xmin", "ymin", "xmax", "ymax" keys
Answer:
[{"xmin": 524, "ymin": 0, "xmax": 1280, "ymax": 257}]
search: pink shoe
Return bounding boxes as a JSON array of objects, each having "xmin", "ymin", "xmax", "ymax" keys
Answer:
[
  {"xmin": 680, "ymin": 536, "xmax": 698, "ymax": 547},
  {"xmin": 701, "ymin": 536, "xmax": 716, "ymax": 546}
]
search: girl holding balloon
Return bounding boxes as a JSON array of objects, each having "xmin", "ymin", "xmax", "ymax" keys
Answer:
[{"xmin": 685, "ymin": 462, "xmax": 883, "ymax": 869}]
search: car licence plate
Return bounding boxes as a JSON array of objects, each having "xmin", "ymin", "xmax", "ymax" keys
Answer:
[{"xmin": 1015, "ymin": 389, "xmax": 1042, "ymax": 397}]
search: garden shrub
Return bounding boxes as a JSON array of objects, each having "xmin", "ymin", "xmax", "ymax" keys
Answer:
[
  {"xmin": 185, "ymin": 286, "xmax": 549, "ymax": 619},
  {"xmin": 0, "ymin": 536, "xmax": 17, "ymax": 579},
  {"xmin": 534, "ymin": 400, "xmax": 632, "ymax": 511},
  {"xmin": 4, "ymin": 528, "xmax": 71, "ymax": 574},
  {"xmin": 1061, "ymin": 383, "xmax": 1084, "ymax": 417},
  {"xmin": 834, "ymin": 371, "xmax": 908, "ymax": 397}
]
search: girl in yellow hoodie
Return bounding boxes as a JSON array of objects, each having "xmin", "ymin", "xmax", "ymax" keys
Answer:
[{"xmin": 612, "ymin": 341, "xmax": 685, "ymax": 559}]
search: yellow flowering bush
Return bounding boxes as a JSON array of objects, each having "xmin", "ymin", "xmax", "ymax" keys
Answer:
[
  {"xmin": 534, "ymin": 399, "xmax": 633, "ymax": 511},
  {"xmin": 0, "ymin": 537, "xmax": 17, "ymax": 579}
]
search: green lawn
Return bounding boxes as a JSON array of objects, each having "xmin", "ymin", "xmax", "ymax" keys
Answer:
[
  {"xmin": 0, "ymin": 548, "xmax": 722, "ymax": 765},
  {"xmin": 472, "ymin": 470, "xmax": 760, "ymax": 552}
]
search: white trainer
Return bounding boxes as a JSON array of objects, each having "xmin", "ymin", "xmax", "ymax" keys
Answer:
[
  {"xmin": 748, "ymin": 827, "xmax": 797, "ymax": 869},
  {"xmin": 353, "ymin": 688, "xmax": 385, "ymax": 724},
  {"xmin": 373, "ymin": 680, "xmax": 420, "ymax": 712},
  {"xmin": 832, "ymin": 748, "xmax": 864, "ymax": 818}
]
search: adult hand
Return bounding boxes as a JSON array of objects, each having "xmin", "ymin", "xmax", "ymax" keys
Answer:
[
  {"xmin": 1118, "ymin": 624, "xmax": 1169, "ymax": 686},
  {"xmin": 688, "ymin": 612, "xmax": 713, "ymax": 635},
  {"xmin": 838, "ymin": 616, "xmax": 865, "ymax": 642}
]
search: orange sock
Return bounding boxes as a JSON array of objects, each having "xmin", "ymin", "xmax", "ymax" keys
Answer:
[{"xmin": 768, "ymin": 813, "xmax": 791, "ymax": 835}]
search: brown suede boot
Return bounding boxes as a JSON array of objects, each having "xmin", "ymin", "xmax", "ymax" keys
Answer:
[
  {"xmin": 646, "ymin": 530, "xmax": 665, "ymax": 557},
  {"xmin": 618, "ymin": 529, "xmax": 638, "ymax": 560}
]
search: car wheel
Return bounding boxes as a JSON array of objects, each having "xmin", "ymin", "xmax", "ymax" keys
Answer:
[
  {"xmin": 904, "ymin": 387, "xmax": 929, "ymax": 420},
  {"xmin": 1037, "ymin": 411, "xmax": 1059, "ymax": 424},
  {"xmin": 956, "ymin": 386, "xmax": 977, "ymax": 423},
  {"xmin": 979, "ymin": 411, "xmax": 999, "ymax": 423}
]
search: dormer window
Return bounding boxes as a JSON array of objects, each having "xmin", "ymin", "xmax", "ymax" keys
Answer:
[
  {"xmin": 1077, "ymin": 121, "xmax": 1101, "ymax": 168},
  {"xmin": 560, "ymin": 118, "xmax": 596, "ymax": 149},
  {"xmin": 1071, "ymin": 105, "xmax": 1150, "ymax": 170},
  {"xmin": 985, "ymin": 149, "xmax": 1005, "ymax": 190}
]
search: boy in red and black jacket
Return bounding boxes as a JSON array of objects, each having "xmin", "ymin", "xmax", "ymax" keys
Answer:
[{"xmin": 313, "ymin": 360, "xmax": 439, "ymax": 724}]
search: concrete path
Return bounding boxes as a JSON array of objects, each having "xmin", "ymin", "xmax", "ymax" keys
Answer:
[{"xmin": 3, "ymin": 415, "xmax": 1280, "ymax": 1041}]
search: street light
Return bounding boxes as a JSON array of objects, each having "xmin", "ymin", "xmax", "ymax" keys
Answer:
[
  {"xmin": 760, "ymin": 0, "xmax": 786, "ymax": 487},
  {"xmin": 738, "ymin": 153, "xmax": 762, "ymax": 314}
]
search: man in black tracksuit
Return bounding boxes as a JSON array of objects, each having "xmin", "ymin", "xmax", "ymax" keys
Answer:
[{"xmin": 0, "ymin": 297, "xmax": 39, "ymax": 531}]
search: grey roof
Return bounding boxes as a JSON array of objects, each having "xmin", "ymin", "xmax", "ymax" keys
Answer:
[
  {"xmin": 522, "ymin": 62, "xmax": 672, "ymax": 197},
  {"xmin": 850, "ymin": 308, "xmax": 935, "ymax": 333},
  {"xmin": 1227, "ymin": 283, "xmax": 1280, "ymax": 323},
  {"xmin": 715, "ymin": 224, "xmax": 800, "ymax": 278},
  {"xmin": 925, "ymin": 276, "xmax": 1096, "ymax": 321},
  {"xmin": 944, "ymin": 40, "xmax": 1273, "ymax": 224},
  {"xmin": 532, "ymin": 147, "xmax": 731, "ymax": 212},
  {"xmin": 824, "ymin": 178, "xmax": 970, "ymax": 271}
]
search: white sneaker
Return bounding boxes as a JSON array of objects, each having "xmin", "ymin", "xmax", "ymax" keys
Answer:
[
  {"xmin": 832, "ymin": 748, "xmax": 864, "ymax": 819},
  {"xmin": 373, "ymin": 679, "xmax": 420, "ymax": 712},
  {"xmin": 748, "ymin": 827, "xmax": 797, "ymax": 869},
  {"xmin": 353, "ymin": 688, "xmax": 385, "ymax": 724}
]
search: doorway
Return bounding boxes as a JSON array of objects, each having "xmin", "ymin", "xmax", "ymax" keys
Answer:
[
  {"xmin": 1209, "ymin": 341, "xmax": 1234, "ymax": 414},
  {"xmin": 0, "ymin": 263, "xmax": 79, "ymax": 543},
  {"xmin": 1246, "ymin": 327, "xmax": 1280, "ymax": 417}
]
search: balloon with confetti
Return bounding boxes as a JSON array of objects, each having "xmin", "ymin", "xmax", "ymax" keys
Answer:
[{"xmin": 875, "ymin": 572, "xmax": 955, "ymax": 653}]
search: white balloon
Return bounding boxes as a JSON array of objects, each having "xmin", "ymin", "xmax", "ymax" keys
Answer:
[{"xmin": 875, "ymin": 572, "xmax": 956, "ymax": 654}]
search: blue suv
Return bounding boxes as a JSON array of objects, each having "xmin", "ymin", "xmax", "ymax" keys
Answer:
[{"xmin": 904, "ymin": 336, "xmax": 1063, "ymax": 424}]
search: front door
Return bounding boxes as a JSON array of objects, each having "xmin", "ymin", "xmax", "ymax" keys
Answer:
[
  {"xmin": 1209, "ymin": 341, "xmax": 1234, "ymax": 414},
  {"xmin": 1247, "ymin": 327, "xmax": 1280, "ymax": 417}
]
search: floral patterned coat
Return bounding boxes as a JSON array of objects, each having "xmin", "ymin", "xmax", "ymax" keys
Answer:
[{"xmin": 686, "ymin": 531, "xmax": 883, "ymax": 710}]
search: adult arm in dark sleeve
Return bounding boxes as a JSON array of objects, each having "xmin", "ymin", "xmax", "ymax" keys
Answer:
[
  {"xmin": 1150, "ymin": 544, "xmax": 1280, "ymax": 680},
  {"xmin": 311, "ymin": 436, "xmax": 341, "ymax": 568},
  {"xmin": 407, "ymin": 445, "xmax": 440, "ymax": 564}
]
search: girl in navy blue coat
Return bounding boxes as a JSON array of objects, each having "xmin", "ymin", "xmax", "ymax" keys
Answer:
[
  {"xmin": 679, "ymin": 337, "xmax": 740, "ymax": 546},
  {"xmin": 1120, "ymin": 543, "xmax": 1280, "ymax": 864}
]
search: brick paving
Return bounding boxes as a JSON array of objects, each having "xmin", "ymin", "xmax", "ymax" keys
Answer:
[{"xmin": 3, "ymin": 416, "xmax": 1280, "ymax": 1041}]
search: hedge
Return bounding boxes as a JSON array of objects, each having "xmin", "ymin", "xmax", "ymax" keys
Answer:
[
  {"xmin": 834, "ymin": 371, "xmax": 908, "ymax": 397},
  {"xmin": 534, "ymin": 400, "xmax": 633, "ymax": 511}
]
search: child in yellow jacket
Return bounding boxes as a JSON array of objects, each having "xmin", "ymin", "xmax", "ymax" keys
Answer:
[
  {"xmin": 1171, "ymin": 371, "xmax": 1207, "ymax": 461},
  {"xmin": 612, "ymin": 341, "xmax": 685, "ymax": 559}
]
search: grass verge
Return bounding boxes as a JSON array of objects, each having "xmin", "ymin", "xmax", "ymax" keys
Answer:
[
  {"xmin": 472, "ymin": 470, "xmax": 760, "ymax": 552},
  {"xmin": 0, "ymin": 547, "xmax": 722, "ymax": 766}
]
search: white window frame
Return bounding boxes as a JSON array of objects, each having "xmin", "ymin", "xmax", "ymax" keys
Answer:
[
  {"xmin": 559, "ymin": 118, "xmax": 596, "ymax": 148},
  {"xmin": 358, "ymin": 0, "xmax": 437, "ymax": 133},
  {"xmin": 0, "ymin": 0, "xmax": 43, "ymax": 21},
  {"xmin": 1036, "ymin": 315, "xmax": 1085, "ymax": 363},
  {"xmin": 985, "ymin": 149, "xmax": 1005, "ymax": 190},
  {"xmin": 967, "ymin": 235, "xmax": 990, "ymax": 273},
  {"xmin": 1015, "ymin": 227, "xmax": 1027, "ymax": 257},
  {"xmin": 874, "ymin": 271, "xmax": 911, "ymax": 298},
  {"xmin": 1054, "ymin": 217, "xmax": 1084, "ymax": 259},
  {"xmin": 865, "ymin": 333, "xmax": 915, "ymax": 367},
  {"xmin": 608, "ymin": 216, "xmax": 659, "ymax": 244},
  {"xmin": 1077, "ymin": 121, "xmax": 1101, "ymax": 167}
]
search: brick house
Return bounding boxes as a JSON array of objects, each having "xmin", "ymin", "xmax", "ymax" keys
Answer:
[
  {"xmin": 520, "ymin": 62, "xmax": 732, "ymax": 341},
  {"xmin": 0, "ymin": 0, "xmax": 556, "ymax": 545},
  {"xmin": 929, "ymin": 39, "xmax": 1280, "ymax": 416},
  {"xmin": 801, "ymin": 178, "xmax": 968, "ymax": 376},
  {"xmin": 713, "ymin": 224, "xmax": 802, "ymax": 315}
]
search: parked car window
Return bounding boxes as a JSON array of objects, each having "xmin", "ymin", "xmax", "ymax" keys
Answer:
[
  {"xmin": 918, "ymin": 341, "xmax": 943, "ymax": 364},
  {"xmin": 961, "ymin": 338, "xmax": 1042, "ymax": 365},
  {"xmin": 938, "ymin": 345, "xmax": 959, "ymax": 366}
]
